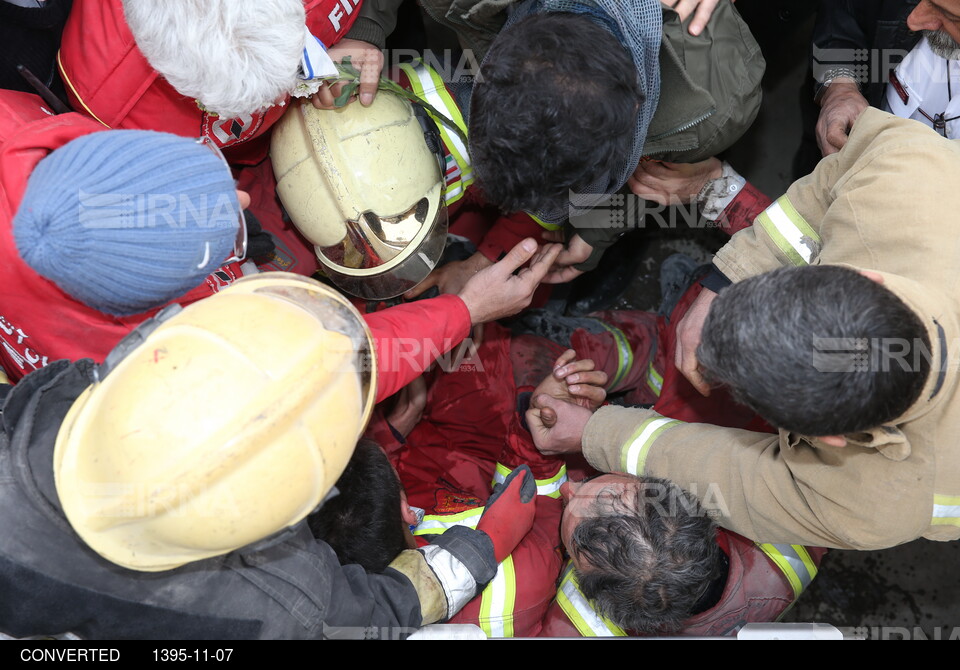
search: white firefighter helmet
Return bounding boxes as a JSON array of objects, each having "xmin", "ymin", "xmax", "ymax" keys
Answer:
[
  {"xmin": 53, "ymin": 273, "xmax": 376, "ymax": 572},
  {"xmin": 271, "ymin": 92, "xmax": 448, "ymax": 300}
]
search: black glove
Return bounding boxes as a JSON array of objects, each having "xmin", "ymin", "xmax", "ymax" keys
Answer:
[{"xmin": 242, "ymin": 210, "xmax": 276, "ymax": 262}]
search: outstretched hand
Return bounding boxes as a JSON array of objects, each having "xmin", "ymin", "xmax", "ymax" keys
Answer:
[
  {"xmin": 404, "ymin": 252, "xmax": 493, "ymax": 300},
  {"xmin": 457, "ymin": 239, "xmax": 562, "ymax": 325},
  {"xmin": 542, "ymin": 232, "xmax": 593, "ymax": 284}
]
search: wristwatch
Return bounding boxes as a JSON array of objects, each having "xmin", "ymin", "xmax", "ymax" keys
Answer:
[{"xmin": 814, "ymin": 66, "xmax": 862, "ymax": 105}]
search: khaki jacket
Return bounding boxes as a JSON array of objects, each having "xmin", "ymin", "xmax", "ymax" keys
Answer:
[{"xmin": 583, "ymin": 108, "xmax": 960, "ymax": 550}]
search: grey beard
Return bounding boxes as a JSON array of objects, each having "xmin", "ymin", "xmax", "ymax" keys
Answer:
[{"xmin": 925, "ymin": 29, "xmax": 960, "ymax": 60}]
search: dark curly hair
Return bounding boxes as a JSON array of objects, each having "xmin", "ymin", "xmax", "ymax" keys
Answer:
[{"xmin": 469, "ymin": 12, "xmax": 642, "ymax": 214}]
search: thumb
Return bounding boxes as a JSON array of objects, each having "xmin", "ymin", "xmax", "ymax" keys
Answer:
[
  {"xmin": 495, "ymin": 238, "xmax": 539, "ymax": 276},
  {"xmin": 540, "ymin": 405, "xmax": 557, "ymax": 429},
  {"xmin": 534, "ymin": 394, "xmax": 563, "ymax": 424},
  {"xmin": 526, "ymin": 405, "xmax": 555, "ymax": 436}
]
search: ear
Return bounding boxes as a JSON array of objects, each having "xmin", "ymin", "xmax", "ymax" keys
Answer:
[
  {"xmin": 399, "ymin": 489, "xmax": 418, "ymax": 527},
  {"xmin": 400, "ymin": 503, "xmax": 418, "ymax": 527},
  {"xmin": 818, "ymin": 435, "xmax": 847, "ymax": 448},
  {"xmin": 859, "ymin": 270, "xmax": 884, "ymax": 284}
]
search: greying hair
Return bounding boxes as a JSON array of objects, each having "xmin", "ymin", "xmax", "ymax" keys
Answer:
[
  {"xmin": 698, "ymin": 265, "xmax": 930, "ymax": 436},
  {"xmin": 123, "ymin": 0, "xmax": 306, "ymax": 118},
  {"xmin": 573, "ymin": 477, "xmax": 720, "ymax": 634}
]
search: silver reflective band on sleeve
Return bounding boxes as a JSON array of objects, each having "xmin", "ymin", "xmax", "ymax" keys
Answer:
[
  {"xmin": 413, "ymin": 508, "xmax": 484, "ymax": 536},
  {"xmin": 479, "ymin": 555, "xmax": 516, "ymax": 638},
  {"xmin": 756, "ymin": 543, "xmax": 818, "ymax": 601},
  {"xmin": 419, "ymin": 543, "xmax": 480, "ymax": 617},
  {"xmin": 492, "ymin": 463, "xmax": 567, "ymax": 499},
  {"xmin": 413, "ymin": 508, "xmax": 519, "ymax": 636},
  {"xmin": 756, "ymin": 196, "xmax": 821, "ymax": 266},
  {"xmin": 621, "ymin": 416, "xmax": 683, "ymax": 476},
  {"xmin": 932, "ymin": 494, "xmax": 960, "ymax": 527},
  {"xmin": 556, "ymin": 563, "xmax": 626, "ymax": 637}
]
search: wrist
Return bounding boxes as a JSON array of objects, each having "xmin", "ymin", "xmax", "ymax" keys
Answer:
[
  {"xmin": 470, "ymin": 253, "xmax": 494, "ymax": 272},
  {"xmin": 344, "ymin": 20, "xmax": 386, "ymax": 50},
  {"xmin": 697, "ymin": 162, "xmax": 746, "ymax": 221},
  {"xmin": 815, "ymin": 71, "xmax": 861, "ymax": 106}
]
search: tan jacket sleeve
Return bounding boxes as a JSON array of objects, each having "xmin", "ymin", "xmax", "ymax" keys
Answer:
[
  {"xmin": 582, "ymin": 405, "xmax": 930, "ymax": 550},
  {"xmin": 712, "ymin": 107, "xmax": 939, "ymax": 283}
]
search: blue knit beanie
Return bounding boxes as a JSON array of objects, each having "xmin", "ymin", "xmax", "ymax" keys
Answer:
[{"xmin": 13, "ymin": 130, "xmax": 240, "ymax": 316}]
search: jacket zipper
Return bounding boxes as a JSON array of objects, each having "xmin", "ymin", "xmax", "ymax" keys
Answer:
[{"xmin": 645, "ymin": 108, "xmax": 715, "ymax": 143}]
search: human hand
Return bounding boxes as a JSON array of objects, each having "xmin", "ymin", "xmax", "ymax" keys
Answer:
[
  {"xmin": 526, "ymin": 394, "xmax": 593, "ymax": 456},
  {"xmin": 816, "ymin": 81, "xmax": 869, "ymax": 156},
  {"xmin": 404, "ymin": 252, "xmax": 494, "ymax": 299},
  {"xmin": 386, "ymin": 376, "xmax": 428, "ymax": 438},
  {"xmin": 662, "ymin": 0, "xmax": 734, "ymax": 36},
  {"xmin": 542, "ymin": 232, "xmax": 592, "ymax": 284},
  {"xmin": 675, "ymin": 287, "xmax": 718, "ymax": 396},
  {"xmin": 311, "ymin": 39, "xmax": 384, "ymax": 109},
  {"xmin": 457, "ymin": 239, "xmax": 562, "ymax": 325},
  {"xmin": 627, "ymin": 158, "xmax": 723, "ymax": 206},
  {"xmin": 533, "ymin": 350, "xmax": 608, "ymax": 411}
]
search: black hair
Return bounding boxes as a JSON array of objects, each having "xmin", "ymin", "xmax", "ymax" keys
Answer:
[
  {"xmin": 469, "ymin": 12, "xmax": 641, "ymax": 214},
  {"xmin": 308, "ymin": 440, "xmax": 407, "ymax": 573}
]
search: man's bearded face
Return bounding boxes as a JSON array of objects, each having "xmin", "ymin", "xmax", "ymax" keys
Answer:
[{"xmin": 926, "ymin": 29, "xmax": 960, "ymax": 60}]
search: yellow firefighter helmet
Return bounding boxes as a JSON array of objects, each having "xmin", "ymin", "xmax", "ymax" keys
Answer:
[{"xmin": 54, "ymin": 273, "xmax": 376, "ymax": 571}]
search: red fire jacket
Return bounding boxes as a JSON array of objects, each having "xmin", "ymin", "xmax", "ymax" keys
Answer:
[
  {"xmin": 57, "ymin": 0, "xmax": 362, "ymax": 162},
  {"xmin": 369, "ymin": 323, "xmax": 566, "ymax": 637}
]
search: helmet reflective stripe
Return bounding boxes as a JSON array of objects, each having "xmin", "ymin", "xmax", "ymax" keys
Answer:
[
  {"xmin": 398, "ymin": 61, "xmax": 473, "ymax": 206},
  {"xmin": 646, "ymin": 361, "xmax": 663, "ymax": 397},
  {"xmin": 594, "ymin": 320, "xmax": 633, "ymax": 392},
  {"xmin": 556, "ymin": 563, "xmax": 627, "ymax": 637},
  {"xmin": 479, "ymin": 555, "xmax": 517, "ymax": 638},
  {"xmin": 413, "ymin": 508, "xmax": 484, "ymax": 536},
  {"xmin": 756, "ymin": 543, "xmax": 818, "ymax": 601},
  {"xmin": 756, "ymin": 196, "xmax": 822, "ymax": 266},
  {"xmin": 932, "ymin": 494, "xmax": 960, "ymax": 527},
  {"xmin": 620, "ymin": 417, "xmax": 684, "ymax": 476},
  {"xmin": 492, "ymin": 463, "xmax": 567, "ymax": 499}
]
